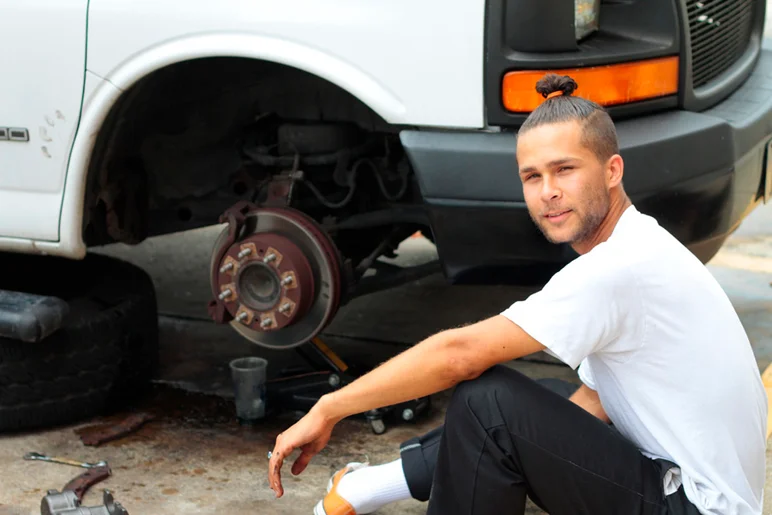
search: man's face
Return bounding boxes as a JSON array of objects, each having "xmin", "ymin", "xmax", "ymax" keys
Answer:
[{"xmin": 516, "ymin": 120, "xmax": 611, "ymax": 245}]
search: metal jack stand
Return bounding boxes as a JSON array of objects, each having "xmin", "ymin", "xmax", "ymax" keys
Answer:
[{"xmin": 265, "ymin": 337, "xmax": 431, "ymax": 434}]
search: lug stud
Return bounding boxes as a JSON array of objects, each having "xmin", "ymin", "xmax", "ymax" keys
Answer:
[
  {"xmin": 279, "ymin": 303, "xmax": 292, "ymax": 314},
  {"xmin": 220, "ymin": 262, "xmax": 234, "ymax": 273},
  {"xmin": 261, "ymin": 318, "xmax": 273, "ymax": 328},
  {"xmin": 236, "ymin": 312, "xmax": 248, "ymax": 322},
  {"xmin": 218, "ymin": 289, "xmax": 232, "ymax": 300},
  {"xmin": 282, "ymin": 276, "xmax": 293, "ymax": 286},
  {"xmin": 263, "ymin": 253, "xmax": 277, "ymax": 264},
  {"xmin": 237, "ymin": 248, "xmax": 252, "ymax": 259}
]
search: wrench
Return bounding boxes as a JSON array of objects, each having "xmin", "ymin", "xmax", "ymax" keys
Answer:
[{"xmin": 24, "ymin": 452, "xmax": 108, "ymax": 469}]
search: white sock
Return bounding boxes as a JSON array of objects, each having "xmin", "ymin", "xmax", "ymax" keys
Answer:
[{"xmin": 335, "ymin": 459, "xmax": 412, "ymax": 514}]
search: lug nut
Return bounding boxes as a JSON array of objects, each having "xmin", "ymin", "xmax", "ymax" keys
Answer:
[
  {"xmin": 328, "ymin": 374, "xmax": 341, "ymax": 388},
  {"xmin": 237, "ymin": 248, "xmax": 252, "ymax": 259},
  {"xmin": 402, "ymin": 409, "xmax": 415, "ymax": 421},
  {"xmin": 218, "ymin": 289, "xmax": 232, "ymax": 300},
  {"xmin": 278, "ymin": 303, "xmax": 292, "ymax": 314},
  {"xmin": 220, "ymin": 262, "xmax": 234, "ymax": 273},
  {"xmin": 236, "ymin": 312, "xmax": 248, "ymax": 322},
  {"xmin": 261, "ymin": 318, "xmax": 273, "ymax": 328},
  {"xmin": 263, "ymin": 253, "xmax": 277, "ymax": 264}
]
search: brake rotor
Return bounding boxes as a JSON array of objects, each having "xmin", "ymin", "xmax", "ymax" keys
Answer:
[{"xmin": 208, "ymin": 205, "xmax": 342, "ymax": 350}]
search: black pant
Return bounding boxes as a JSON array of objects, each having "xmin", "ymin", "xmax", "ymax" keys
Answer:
[{"xmin": 399, "ymin": 366, "xmax": 700, "ymax": 515}]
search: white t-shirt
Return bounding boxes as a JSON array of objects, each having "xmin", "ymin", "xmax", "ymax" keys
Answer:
[{"xmin": 500, "ymin": 205, "xmax": 767, "ymax": 515}]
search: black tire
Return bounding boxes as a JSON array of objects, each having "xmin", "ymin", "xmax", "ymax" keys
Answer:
[{"xmin": 0, "ymin": 252, "xmax": 159, "ymax": 432}]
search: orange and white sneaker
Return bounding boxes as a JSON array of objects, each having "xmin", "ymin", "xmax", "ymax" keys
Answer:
[{"xmin": 313, "ymin": 462, "xmax": 370, "ymax": 515}]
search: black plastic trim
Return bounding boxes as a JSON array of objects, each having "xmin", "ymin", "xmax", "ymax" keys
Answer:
[
  {"xmin": 424, "ymin": 167, "xmax": 743, "ymax": 284},
  {"xmin": 400, "ymin": 131, "xmax": 519, "ymax": 202},
  {"xmin": 401, "ymin": 110, "xmax": 732, "ymax": 203},
  {"xmin": 502, "ymin": 0, "xmax": 577, "ymax": 52},
  {"xmin": 703, "ymin": 40, "xmax": 772, "ymax": 157},
  {"xmin": 679, "ymin": 0, "xmax": 767, "ymax": 111}
]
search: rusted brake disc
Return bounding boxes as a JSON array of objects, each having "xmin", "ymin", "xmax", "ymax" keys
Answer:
[{"xmin": 207, "ymin": 203, "xmax": 342, "ymax": 350}]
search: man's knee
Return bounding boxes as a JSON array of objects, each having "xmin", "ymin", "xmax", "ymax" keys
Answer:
[
  {"xmin": 447, "ymin": 365, "xmax": 535, "ymax": 425},
  {"xmin": 458, "ymin": 364, "xmax": 534, "ymax": 396}
]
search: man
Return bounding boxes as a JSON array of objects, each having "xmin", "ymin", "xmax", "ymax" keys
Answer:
[{"xmin": 268, "ymin": 74, "xmax": 768, "ymax": 515}]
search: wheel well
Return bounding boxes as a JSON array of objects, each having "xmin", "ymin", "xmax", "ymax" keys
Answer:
[{"xmin": 81, "ymin": 56, "xmax": 417, "ymax": 248}]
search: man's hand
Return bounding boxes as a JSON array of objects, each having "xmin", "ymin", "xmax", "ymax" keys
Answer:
[{"xmin": 268, "ymin": 400, "xmax": 338, "ymax": 498}]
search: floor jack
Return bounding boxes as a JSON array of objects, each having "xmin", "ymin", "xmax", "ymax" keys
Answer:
[{"xmin": 265, "ymin": 337, "xmax": 431, "ymax": 434}]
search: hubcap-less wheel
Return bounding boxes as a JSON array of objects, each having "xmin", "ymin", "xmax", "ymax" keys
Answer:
[{"xmin": 209, "ymin": 206, "xmax": 342, "ymax": 350}]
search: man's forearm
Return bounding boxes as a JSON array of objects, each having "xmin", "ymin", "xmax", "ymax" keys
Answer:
[
  {"xmin": 313, "ymin": 315, "xmax": 546, "ymax": 423},
  {"xmin": 315, "ymin": 330, "xmax": 471, "ymax": 423}
]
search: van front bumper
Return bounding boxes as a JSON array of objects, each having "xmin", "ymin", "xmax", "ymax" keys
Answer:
[{"xmin": 401, "ymin": 42, "xmax": 772, "ymax": 283}]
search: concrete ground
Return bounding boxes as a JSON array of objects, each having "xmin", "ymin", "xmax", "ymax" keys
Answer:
[{"xmin": 0, "ymin": 200, "xmax": 771, "ymax": 515}]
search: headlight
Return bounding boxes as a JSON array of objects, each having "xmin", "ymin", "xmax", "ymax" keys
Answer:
[{"xmin": 575, "ymin": 0, "xmax": 600, "ymax": 40}]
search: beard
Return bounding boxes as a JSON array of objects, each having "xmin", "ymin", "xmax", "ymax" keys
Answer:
[{"xmin": 528, "ymin": 186, "xmax": 610, "ymax": 245}]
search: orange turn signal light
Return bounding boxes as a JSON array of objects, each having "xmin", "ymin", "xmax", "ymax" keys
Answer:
[{"xmin": 502, "ymin": 56, "xmax": 680, "ymax": 113}]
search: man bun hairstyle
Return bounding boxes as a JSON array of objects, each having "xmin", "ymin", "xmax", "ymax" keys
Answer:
[
  {"xmin": 535, "ymin": 73, "xmax": 578, "ymax": 98},
  {"xmin": 521, "ymin": 73, "xmax": 619, "ymax": 163}
]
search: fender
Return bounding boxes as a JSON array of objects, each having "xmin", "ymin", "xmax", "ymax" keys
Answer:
[
  {"xmin": 102, "ymin": 33, "xmax": 406, "ymax": 122},
  {"xmin": 57, "ymin": 33, "xmax": 409, "ymax": 259}
]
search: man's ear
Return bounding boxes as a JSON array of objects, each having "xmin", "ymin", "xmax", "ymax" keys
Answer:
[{"xmin": 607, "ymin": 154, "xmax": 624, "ymax": 187}]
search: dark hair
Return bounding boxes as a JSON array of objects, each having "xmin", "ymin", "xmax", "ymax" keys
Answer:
[{"xmin": 520, "ymin": 74, "xmax": 619, "ymax": 163}]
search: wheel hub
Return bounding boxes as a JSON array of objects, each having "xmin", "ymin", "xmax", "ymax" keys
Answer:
[
  {"xmin": 217, "ymin": 233, "xmax": 316, "ymax": 331},
  {"xmin": 208, "ymin": 203, "xmax": 342, "ymax": 350},
  {"xmin": 238, "ymin": 263, "xmax": 282, "ymax": 311}
]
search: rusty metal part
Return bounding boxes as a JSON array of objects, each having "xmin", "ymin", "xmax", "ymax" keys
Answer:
[
  {"xmin": 207, "ymin": 201, "xmax": 257, "ymax": 324},
  {"xmin": 94, "ymin": 162, "xmax": 149, "ymax": 245},
  {"xmin": 76, "ymin": 412, "xmax": 155, "ymax": 447},
  {"xmin": 208, "ymin": 205, "xmax": 342, "ymax": 350},
  {"xmin": 62, "ymin": 465, "xmax": 113, "ymax": 502},
  {"xmin": 262, "ymin": 170, "xmax": 303, "ymax": 207}
]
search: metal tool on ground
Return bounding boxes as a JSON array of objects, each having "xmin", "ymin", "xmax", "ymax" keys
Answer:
[
  {"xmin": 265, "ymin": 336, "xmax": 431, "ymax": 434},
  {"xmin": 41, "ymin": 489, "xmax": 128, "ymax": 515},
  {"xmin": 33, "ymin": 456, "xmax": 128, "ymax": 514},
  {"xmin": 24, "ymin": 452, "xmax": 107, "ymax": 469}
]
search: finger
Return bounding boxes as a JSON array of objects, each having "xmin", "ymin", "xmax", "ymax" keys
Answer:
[
  {"xmin": 291, "ymin": 448, "xmax": 315, "ymax": 476},
  {"xmin": 270, "ymin": 451, "xmax": 284, "ymax": 497},
  {"xmin": 268, "ymin": 447, "xmax": 286, "ymax": 497}
]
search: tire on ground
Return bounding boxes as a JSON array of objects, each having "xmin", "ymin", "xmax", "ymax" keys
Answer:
[{"xmin": 0, "ymin": 252, "xmax": 159, "ymax": 432}]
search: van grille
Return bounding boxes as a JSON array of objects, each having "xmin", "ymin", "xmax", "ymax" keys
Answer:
[{"xmin": 686, "ymin": 0, "xmax": 755, "ymax": 88}]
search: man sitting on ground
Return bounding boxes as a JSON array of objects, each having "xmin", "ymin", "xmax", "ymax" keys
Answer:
[{"xmin": 267, "ymin": 74, "xmax": 768, "ymax": 515}]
